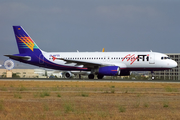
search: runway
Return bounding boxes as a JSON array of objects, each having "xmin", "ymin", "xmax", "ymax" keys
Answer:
[{"xmin": 0, "ymin": 78, "xmax": 180, "ymax": 83}]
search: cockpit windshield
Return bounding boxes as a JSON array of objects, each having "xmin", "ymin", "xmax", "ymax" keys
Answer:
[{"xmin": 161, "ymin": 57, "xmax": 170, "ymax": 60}]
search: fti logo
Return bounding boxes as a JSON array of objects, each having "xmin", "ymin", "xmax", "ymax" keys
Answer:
[{"xmin": 122, "ymin": 54, "xmax": 149, "ymax": 65}]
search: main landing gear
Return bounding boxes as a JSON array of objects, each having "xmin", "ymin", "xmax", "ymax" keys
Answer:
[
  {"xmin": 88, "ymin": 74, "xmax": 104, "ymax": 79},
  {"xmin": 97, "ymin": 74, "xmax": 104, "ymax": 79},
  {"xmin": 88, "ymin": 74, "xmax": 94, "ymax": 79},
  {"xmin": 79, "ymin": 74, "xmax": 81, "ymax": 79}
]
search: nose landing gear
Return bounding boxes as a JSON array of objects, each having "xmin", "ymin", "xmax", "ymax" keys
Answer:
[{"xmin": 151, "ymin": 71, "xmax": 155, "ymax": 80}]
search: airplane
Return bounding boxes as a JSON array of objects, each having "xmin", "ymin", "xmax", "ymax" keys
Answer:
[{"xmin": 4, "ymin": 26, "xmax": 177, "ymax": 79}]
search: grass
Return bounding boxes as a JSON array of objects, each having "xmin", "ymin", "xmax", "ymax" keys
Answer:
[
  {"xmin": 165, "ymin": 86, "xmax": 178, "ymax": 92},
  {"xmin": 104, "ymin": 90, "xmax": 109, "ymax": 93},
  {"xmin": 118, "ymin": 105, "xmax": 126, "ymax": 112},
  {"xmin": 33, "ymin": 92, "xmax": 39, "ymax": 98},
  {"xmin": 54, "ymin": 110, "xmax": 62, "ymax": 116},
  {"xmin": 1, "ymin": 86, "xmax": 7, "ymax": 91},
  {"xmin": 64, "ymin": 101, "xmax": 74, "ymax": 113},
  {"xmin": 0, "ymin": 81, "xmax": 180, "ymax": 120},
  {"xmin": 14, "ymin": 93, "xmax": 22, "ymax": 99},
  {"xmin": 33, "ymin": 90, "xmax": 50, "ymax": 98},
  {"xmin": 43, "ymin": 103, "xmax": 49, "ymax": 111},
  {"xmin": 97, "ymin": 111, "xmax": 109, "ymax": 118},
  {"xmin": 163, "ymin": 103, "xmax": 169, "ymax": 108},
  {"xmin": 51, "ymin": 86, "xmax": 59, "ymax": 91},
  {"xmin": 134, "ymin": 100, "xmax": 140, "ymax": 108},
  {"xmin": 40, "ymin": 90, "xmax": 50, "ymax": 98},
  {"xmin": 81, "ymin": 92, "xmax": 89, "ymax": 97},
  {"xmin": 17, "ymin": 85, "xmax": 27, "ymax": 91},
  {"xmin": 110, "ymin": 85, "xmax": 115, "ymax": 88},
  {"xmin": 57, "ymin": 93, "xmax": 61, "ymax": 97},
  {"xmin": 144, "ymin": 102, "xmax": 149, "ymax": 108},
  {"xmin": 111, "ymin": 88, "xmax": 115, "ymax": 93},
  {"xmin": 163, "ymin": 100, "xmax": 169, "ymax": 108},
  {"xmin": 0, "ymin": 100, "xmax": 4, "ymax": 111}
]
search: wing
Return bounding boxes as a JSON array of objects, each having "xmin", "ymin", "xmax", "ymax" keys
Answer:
[{"xmin": 54, "ymin": 57, "xmax": 114, "ymax": 68}]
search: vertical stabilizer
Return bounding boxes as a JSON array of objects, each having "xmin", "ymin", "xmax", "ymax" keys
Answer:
[{"xmin": 13, "ymin": 26, "xmax": 41, "ymax": 54}]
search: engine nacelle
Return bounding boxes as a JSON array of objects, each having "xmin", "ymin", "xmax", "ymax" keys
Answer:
[
  {"xmin": 98, "ymin": 66, "xmax": 120, "ymax": 76},
  {"xmin": 64, "ymin": 71, "xmax": 72, "ymax": 78}
]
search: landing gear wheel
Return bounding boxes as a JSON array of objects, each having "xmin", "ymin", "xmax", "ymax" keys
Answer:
[
  {"xmin": 97, "ymin": 74, "xmax": 104, "ymax": 79},
  {"xmin": 88, "ymin": 74, "xmax": 94, "ymax": 79},
  {"xmin": 79, "ymin": 74, "xmax": 81, "ymax": 79},
  {"xmin": 151, "ymin": 71, "xmax": 155, "ymax": 80}
]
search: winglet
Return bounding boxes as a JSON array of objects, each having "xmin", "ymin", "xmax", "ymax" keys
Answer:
[{"xmin": 102, "ymin": 48, "xmax": 105, "ymax": 52}]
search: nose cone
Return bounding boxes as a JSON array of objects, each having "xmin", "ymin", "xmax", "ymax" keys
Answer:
[{"xmin": 170, "ymin": 60, "xmax": 178, "ymax": 68}]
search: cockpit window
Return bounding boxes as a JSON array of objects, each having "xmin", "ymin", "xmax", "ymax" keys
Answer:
[{"xmin": 161, "ymin": 57, "xmax": 170, "ymax": 60}]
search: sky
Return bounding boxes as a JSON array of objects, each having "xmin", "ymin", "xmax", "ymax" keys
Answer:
[{"xmin": 0, "ymin": 0, "xmax": 180, "ymax": 69}]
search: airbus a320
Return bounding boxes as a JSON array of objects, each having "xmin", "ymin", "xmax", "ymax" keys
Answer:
[{"xmin": 4, "ymin": 26, "xmax": 177, "ymax": 79}]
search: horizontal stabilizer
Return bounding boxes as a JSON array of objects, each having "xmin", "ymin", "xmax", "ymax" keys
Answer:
[{"xmin": 4, "ymin": 55, "xmax": 31, "ymax": 61}]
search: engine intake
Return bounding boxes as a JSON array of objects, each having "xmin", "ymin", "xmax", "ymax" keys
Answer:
[{"xmin": 64, "ymin": 71, "xmax": 72, "ymax": 78}]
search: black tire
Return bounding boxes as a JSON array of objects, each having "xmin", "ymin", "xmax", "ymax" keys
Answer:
[
  {"xmin": 97, "ymin": 74, "xmax": 104, "ymax": 79},
  {"xmin": 88, "ymin": 74, "xmax": 94, "ymax": 79},
  {"xmin": 79, "ymin": 74, "xmax": 81, "ymax": 79}
]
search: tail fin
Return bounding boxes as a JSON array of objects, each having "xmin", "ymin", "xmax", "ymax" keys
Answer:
[{"xmin": 13, "ymin": 26, "xmax": 41, "ymax": 54}]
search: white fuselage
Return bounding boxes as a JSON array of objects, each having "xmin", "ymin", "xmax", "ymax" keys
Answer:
[{"xmin": 42, "ymin": 51, "xmax": 177, "ymax": 71}]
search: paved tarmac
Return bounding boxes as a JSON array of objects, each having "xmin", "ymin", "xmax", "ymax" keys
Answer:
[{"xmin": 0, "ymin": 78, "xmax": 180, "ymax": 83}]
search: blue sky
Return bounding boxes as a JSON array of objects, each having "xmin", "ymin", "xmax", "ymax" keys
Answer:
[{"xmin": 0, "ymin": 0, "xmax": 180, "ymax": 68}]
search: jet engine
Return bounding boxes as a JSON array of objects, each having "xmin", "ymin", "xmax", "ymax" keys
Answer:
[
  {"xmin": 64, "ymin": 71, "xmax": 72, "ymax": 78},
  {"xmin": 98, "ymin": 66, "xmax": 120, "ymax": 76}
]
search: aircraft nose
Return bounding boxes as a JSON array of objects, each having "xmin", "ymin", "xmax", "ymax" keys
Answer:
[{"xmin": 170, "ymin": 60, "xmax": 178, "ymax": 68}]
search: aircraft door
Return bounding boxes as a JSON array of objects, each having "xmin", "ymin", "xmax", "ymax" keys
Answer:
[
  {"xmin": 149, "ymin": 54, "xmax": 155, "ymax": 64},
  {"xmin": 39, "ymin": 54, "xmax": 44, "ymax": 64}
]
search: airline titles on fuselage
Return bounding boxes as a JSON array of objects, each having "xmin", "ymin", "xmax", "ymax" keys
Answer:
[{"xmin": 122, "ymin": 54, "xmax": 149, "ymax": 65}]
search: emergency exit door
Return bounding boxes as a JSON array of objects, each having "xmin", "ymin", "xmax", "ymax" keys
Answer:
[{"xmin": 149, "ymin": 54, "xmax": 155, "ymax": 64}]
